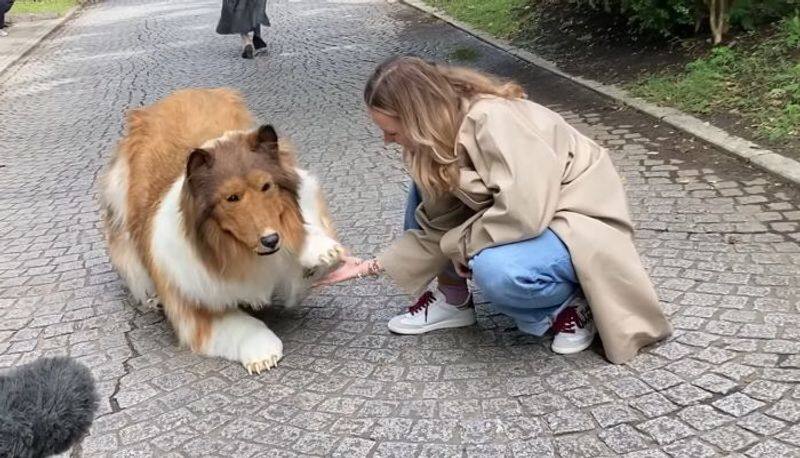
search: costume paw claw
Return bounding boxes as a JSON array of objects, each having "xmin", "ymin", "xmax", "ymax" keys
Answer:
[
  {"xmin": 244, "ymin": 353, "xmax": 282, "ymax": 374},
  {"xmin": 319, "ymin": 244, "xmax": 345, "ymax": 266}
]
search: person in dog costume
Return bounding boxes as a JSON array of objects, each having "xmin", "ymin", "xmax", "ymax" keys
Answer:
[{"xmin": 318, "ymin": 56, "xmax": 672, "ymax": 363}]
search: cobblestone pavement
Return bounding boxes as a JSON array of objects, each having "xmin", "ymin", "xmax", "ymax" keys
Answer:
[{"xmin": 1, "ymin": 0, "xmax": 799, "ymax": 456}]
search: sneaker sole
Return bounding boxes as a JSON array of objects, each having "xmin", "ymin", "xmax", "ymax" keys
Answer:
[
  {"xmin": 551, "ymin": 335, "xmax": 596, "ymax": 355},
  {"xmin": 387, "ymin": 315, "xmax": 476, "ymax": 335}
]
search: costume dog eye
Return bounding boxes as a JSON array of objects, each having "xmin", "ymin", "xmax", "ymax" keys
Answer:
[
  {"xmin": 226, "ymin": 194, "xmax": 240, "ymax": 202},
  {"xmin": 261, "ymin": 183, "xmax": 272, "ymax": 192}
]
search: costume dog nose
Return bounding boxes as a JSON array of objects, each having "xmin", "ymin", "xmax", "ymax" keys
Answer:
[{"xmin": 260, "ymin": 233, "xmax": 280, "ymax": 249}]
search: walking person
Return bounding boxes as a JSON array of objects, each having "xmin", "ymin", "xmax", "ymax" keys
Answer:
[
  {"xmin": 0, "ymin": 0, "xmax": 14, "ymax": 37},
  {"xmin": 216, "ymin": 0, "xmax": 270, "ymax": 59},
  {"xmin": 317, "ymin": 56, "xmax": 672, "ymax": 363}
]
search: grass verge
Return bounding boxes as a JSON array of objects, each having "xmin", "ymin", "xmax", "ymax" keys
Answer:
[
  {"xmin": 10, "ymin": 0, "xmax": 78, "ymax": 16},
  {"xmin": 427, "ymin": 0, "xmax": 529, "ymax": 38}
]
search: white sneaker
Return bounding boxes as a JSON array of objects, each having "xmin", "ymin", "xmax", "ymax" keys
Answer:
[
  {"xmin": 387, "ymin": 290, "xmax": 476, "ymax": 335},
  {"xmin": 551, "ymin": 295, "xmax": 596, "ymax": 354},
  {"xmin": 0, "ymin": 30, "xmax": 7, "ymax": 37}
]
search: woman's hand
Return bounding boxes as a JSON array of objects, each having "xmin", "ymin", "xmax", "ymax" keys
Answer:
[
  {"xmin": 453, "ymin": 260, "xmax": 472, "ymax": 279},
  {"xmin": 313, "ymin": 255, "xmax": 368, "ymax": 287}
]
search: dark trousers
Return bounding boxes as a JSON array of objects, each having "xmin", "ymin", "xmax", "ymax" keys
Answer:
[{"xmin": 0, "ymin": 0, "xmax": 14, "ymax": 28}]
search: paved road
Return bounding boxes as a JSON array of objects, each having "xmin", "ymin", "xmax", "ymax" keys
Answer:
[{"xmin": 0, "ymin": 0, "xmax": 798, "ymax": 456}]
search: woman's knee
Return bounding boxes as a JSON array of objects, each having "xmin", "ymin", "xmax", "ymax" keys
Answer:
[
  {"xmin": 471, "ymin": 251, "xmax": 529, "ymax": 302},
  {"xmin": 471, "ymin": 246, "xmax": 577, "ymax": 308}
]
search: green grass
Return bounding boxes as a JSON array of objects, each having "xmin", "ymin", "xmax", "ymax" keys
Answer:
[
  {"xmin": 10, "ymin": 0, "xmax": 78, "ymax": 16},
  {"xmin": 428, "ymin": 0, "xmax": 529, "ymax": 38},
  {"xmin": 631, "ymin": 16, "xmax": 800, "ymax": 141}
]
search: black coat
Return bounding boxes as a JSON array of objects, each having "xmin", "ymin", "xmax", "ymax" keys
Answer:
[{"xmin": 216, "ymin": 0, "xmax": 270, "ymax": 35}]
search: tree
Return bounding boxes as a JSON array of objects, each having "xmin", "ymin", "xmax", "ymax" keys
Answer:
[{"xmin": 707, "ymin": 0, "xmax": 734, "ymax": 43}]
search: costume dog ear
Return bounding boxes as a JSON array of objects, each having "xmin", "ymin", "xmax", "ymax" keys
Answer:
[
  {"xmin": 187, "ymin": 148, "xmax": 213, "ymax": 178},
  {"xmin": 251, "ymin": 125, "xmax": 280, "ymax": 161}
]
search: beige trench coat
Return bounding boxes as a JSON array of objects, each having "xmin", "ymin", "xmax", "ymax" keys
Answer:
[{"xmin": 377, "ymin": 96, "xmax": 672, "ymax": 364}]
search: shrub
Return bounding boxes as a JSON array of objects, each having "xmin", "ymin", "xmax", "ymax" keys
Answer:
[{"xmin": 568, "ymin": 0, "xmax": 800, "ymax": 42}]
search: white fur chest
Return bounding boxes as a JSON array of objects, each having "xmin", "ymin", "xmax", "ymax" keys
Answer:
[{"xmin": 150, "ymin": 177, "xmax": 307, "ymax": 311}]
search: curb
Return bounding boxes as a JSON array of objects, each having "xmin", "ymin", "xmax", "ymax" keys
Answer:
[
  {"xmin": 0, "ymin": 5, "xmax": 81, "ymax": 78},
  {"xmin": 401, "ymin": 0, "xmax": 800, "ymax": 187}
]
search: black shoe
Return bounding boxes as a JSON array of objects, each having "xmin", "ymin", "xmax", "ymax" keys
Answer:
[
  {"xmin": 253, "ymin": 35, "xmax": 267, "ymax": 50},
  {"xmin": 241, "ymin": 44, "xmax": 254, "ymax": 59}
]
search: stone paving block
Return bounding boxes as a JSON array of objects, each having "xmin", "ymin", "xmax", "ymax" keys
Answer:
[
  {"xmin": 702, "ymin": 425, "xmax": 759, "ymax": 452},
  {"xmin": 624, "ymin": 450, "xmax": 670, "ymax": 458},
  {"xmin": 712, "ymin": 393, "xmax": 767, "ymax": 417},
  {"xmin": 591, "ymin": 403, "xmax": 641, "ymax": 428},
  {"xmin": 745, "ymin": 440, "xmax": 800, "ymax": 458},
  {"xmin": 459, "ymin": 418, "xmax": 505, "ymax": 444},
  {"xmin": 677, "ymin": 405, "xmax": 735, "ymax": 431},
  {"xmin": 631, "ymin": 393, "xmax": 680, "ymax": 418},
  {"xmin": 765, "ymin": 399, "xmax": 800, "ymax": 422},
  {"xmin": 407, "ymin": 420, "xmax": 456, "ymax": 443},
  {"xmin": 639, "ymin": 370, "xmax": 684, "ymax": 391},
  {"xmin": 331, "ymin": 437, "xmax": 376, "ymax": 458},
  {"xmin": 637, "ymin": 417, "xmax": 696, "ymax": 445},
  {"xmin": 662, "ymin": 437, "xmax": 718, "ymax": 458},
  {"xmin": 545, "ymin": 409, "xmax": 596, "ymax": 435},
  {"xmin": 510, "ymin": 438, "xmax": 556, "ymax": 457},
  {"xmin": 554, "ymin": 434, "xmax": 612, "ymax": 457},
  {"xmin": 737, "ymin": 412, "xmax": 787, "ymax": 436},
  {"xmin": 606, "ymin": 377, "xmax": 654, "ymax": 398},
  {"xmin": 502, "ymin": 416, "xmax": 546, "ymax": 440},
  {"xmin": 465, "ymin": 443, "xmax": 508, "ymax": 457},
  {"xmin": 419, "ymin": 443, "xmax": 463, "ymax": 457},
  {"xmin": 691, "ymin": 373, "xmax": 738, "ymax": 395},
  {"xmin": 776, "ymin": 423, "xmax": 800, "ymax": 446},
  {"xmin": 373, "ymin": 442, "xmax": 419, "ymax": 458},
  {"xmin": 598, "ymin": 424, "xmax": 650, "ymax": 454},
  {"xmin": 662, "ymin": 383, "xmax": 713, "ymax": 407}
]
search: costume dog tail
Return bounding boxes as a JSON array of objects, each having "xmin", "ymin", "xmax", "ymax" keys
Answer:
[{"xmin": 0, "ymin": 357, "xmax": 99, "ymax": 458}]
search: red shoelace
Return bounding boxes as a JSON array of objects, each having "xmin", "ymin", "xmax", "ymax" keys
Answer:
[
  {"xmin": 408, "ymin": 291, "xmax": 435, "ymax": 320},
  {"xmin": 552, "ymin": 307, "xmax": 581, "ymax": 334}
]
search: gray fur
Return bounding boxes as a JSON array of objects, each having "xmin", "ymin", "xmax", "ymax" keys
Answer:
[{"xmin": 0, "ymin": 357, "xmax": 98, "ymax": 458}]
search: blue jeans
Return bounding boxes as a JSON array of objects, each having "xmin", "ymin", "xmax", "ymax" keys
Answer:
[{"xmin": 404, "ymin": 184, "xmax": 579, "ymax": 336}]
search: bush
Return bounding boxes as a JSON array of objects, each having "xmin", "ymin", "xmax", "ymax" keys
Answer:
[{"xmin": 569, "ymin": 0, "xmax": 800, "ymax": 42}]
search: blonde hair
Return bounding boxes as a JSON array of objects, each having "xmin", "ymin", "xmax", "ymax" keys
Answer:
[{"xmin": 364, "ymin": 56, "xmax": 526, "ymax": 196}]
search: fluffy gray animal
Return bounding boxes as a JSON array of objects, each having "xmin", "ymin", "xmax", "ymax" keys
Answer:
[{"xmin": 0, "ymin": 357, "xmax": 98, "ymax": 458}]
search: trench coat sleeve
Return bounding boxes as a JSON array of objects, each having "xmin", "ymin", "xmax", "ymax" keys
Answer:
[
  {"xmin": 377, "ymin": 200, "xmax": 461, "ymax": 296},
  {"xmin": 441, "ymin": 107, "xmax": 565, "ymax": 264}
]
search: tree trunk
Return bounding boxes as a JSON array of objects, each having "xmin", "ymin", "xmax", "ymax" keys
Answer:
[{"xmin": 707, "ymin": 0, "xmax": 731, "ymax": 44}]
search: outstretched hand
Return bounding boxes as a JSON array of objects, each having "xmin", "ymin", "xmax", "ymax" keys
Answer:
[{"xmin": 313, "ymin": 255, "xmax": 366, "ymax": 287}]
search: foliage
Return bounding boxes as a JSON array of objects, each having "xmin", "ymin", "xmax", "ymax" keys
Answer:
[
  {"xmin": 569, "ymin": 0, "xmax": 799, "ymax": 42},
  {"xmin": 632, "ymin": 16, "xmax": 800, "ymax": 140}
]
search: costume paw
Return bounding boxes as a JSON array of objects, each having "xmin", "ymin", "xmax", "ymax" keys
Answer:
[
  {"xmin": 239, "ymin": 330, "xmax": 283, "ymax": 374},
  {"xmin": 299, "ymin": 226, "xmax": 344, "ymax": 276}
]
